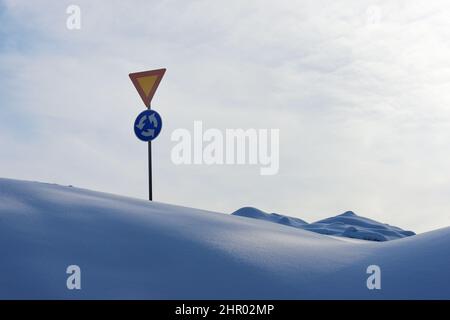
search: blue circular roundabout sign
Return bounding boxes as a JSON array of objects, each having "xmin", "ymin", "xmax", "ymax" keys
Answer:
[{"xmin": 134, "ymin": 109, "xmax": 163, "ymax": 142}]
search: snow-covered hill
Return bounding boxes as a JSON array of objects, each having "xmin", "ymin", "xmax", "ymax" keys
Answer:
[
  {"xmin": 232, "ymin": 207, "xmax": 415, "ymax": 241},
  {"xmin": 232, "ymin": 207, "xmax": 308, "ymax": 228},
  {"xmin": 0, "ymin": 178, "xmax": 449, "ymax": 299}
]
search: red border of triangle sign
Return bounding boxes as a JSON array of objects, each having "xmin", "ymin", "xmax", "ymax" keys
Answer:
[{"xmin": 129, "ymin": 68, "xmax": 166, "ymax": 108}]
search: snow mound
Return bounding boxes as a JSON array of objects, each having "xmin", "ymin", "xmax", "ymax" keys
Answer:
[
  {"xmin": 232, "ymin": 208, "xmax": 415, "ymax": 241},
  {"xmin": 0, "ymin": 178, "xmax": 448, "ymax": 299},
  {"xmin": 305, "ymin": 211, "xmax": 415, "ymax": 241},
  {"xmin": 233, "ymin": 207, "xmax": 308, "ymax": 228}
]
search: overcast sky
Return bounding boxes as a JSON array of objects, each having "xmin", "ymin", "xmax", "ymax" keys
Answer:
[{"xmin": 1, "ymin": 0, "xmax": 450, "ymax": 233}]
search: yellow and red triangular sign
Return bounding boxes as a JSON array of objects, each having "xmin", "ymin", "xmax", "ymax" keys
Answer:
[{"xmin": 129, "ymin": 68, "xmax": 166, "ymax": 107}]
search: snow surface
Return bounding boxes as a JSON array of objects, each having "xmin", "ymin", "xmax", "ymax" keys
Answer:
[
  {"xmin": 232, "ymin": 207, "xmax": 415, "ymax": 241},
  {"xmin": 0, "ymin": 178, "xmax": 449, "ymax": 299}
]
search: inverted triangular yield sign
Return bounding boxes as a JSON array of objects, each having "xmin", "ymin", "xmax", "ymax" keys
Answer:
[{"xmin": 129, "ymin": 68, "xmax": 166, "ymax": 107}]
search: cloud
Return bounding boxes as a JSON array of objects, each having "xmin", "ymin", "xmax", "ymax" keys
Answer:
[{"xmin": 1, "ymin": 0, "xmax": 450, "ymax": 232}]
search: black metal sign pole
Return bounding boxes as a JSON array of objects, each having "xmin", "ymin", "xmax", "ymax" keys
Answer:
[
  {"xmin": 148, "ymin": 141, "xmax": 152, "ymax": 201},
  {"xmin": 147, "ymin": 103, "xmax": 153, "ymax": 201}
]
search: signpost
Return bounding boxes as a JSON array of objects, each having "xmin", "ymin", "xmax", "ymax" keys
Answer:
[{"xmin": 129, "ymin": 68, "xmax": 166, "ymax": 201}]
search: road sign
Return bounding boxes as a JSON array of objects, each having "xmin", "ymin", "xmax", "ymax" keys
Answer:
[
  {"xmin": 129, "ymin": 69, "xmax": 166, "ymax": 107},
  {"xmin": 129, "ymin": 68, "xmax": 167, "ymax": 202},
  {"xmin": 134, "ymin": 109, "xmax": 163, "ymax": 142}
]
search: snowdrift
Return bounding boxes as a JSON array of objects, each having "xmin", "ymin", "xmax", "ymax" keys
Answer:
[
  {"xmin": 232, "ymin": 207, "xmax": 415, "ymax": 241},
  {"xmin": 0, "ymin": 178, "xmax": 449, "ymax": 299}
]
